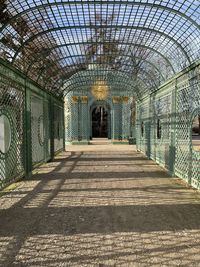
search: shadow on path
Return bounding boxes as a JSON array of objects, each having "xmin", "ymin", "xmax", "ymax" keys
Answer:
[{"xmin": 0, "ymin": 147, "xmax": 200, "ymax": 266}]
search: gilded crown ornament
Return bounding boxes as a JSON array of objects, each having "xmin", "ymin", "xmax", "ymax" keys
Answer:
[{"xmin": 91, "ymin": 80, "xmax": 109, "ymax": 100}]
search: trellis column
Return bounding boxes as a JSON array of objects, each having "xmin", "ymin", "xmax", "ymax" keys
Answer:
[
  {"xmin": 80, "ymin": 97, "xmax": 89, "ymax": 143},
  {"xmin": 169, "ymin": 81, "xmax": 177, "ymax": 176},
  {"xmin": 71, "ymin": 99, "xmax": 79, "ymax": 142},
  {"xmin": 24, "ymin": 86, "xmax": 32, "ymax": 178},
  {"xmin": 122, "ymin": 100, "xmax": 131, "ymax": 141}
]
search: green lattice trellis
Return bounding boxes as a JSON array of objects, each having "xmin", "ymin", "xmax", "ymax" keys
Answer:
[
  {"xmin": 136, "ymin": 60, "xmax": 200, "ymax": 190},
  {"xmin": 0, "ymin": 82, "xmax": 24, "ymax": 188},
  {"xmin": 0, "ymin": 59, "xmax": 64, "ymax": 189}
]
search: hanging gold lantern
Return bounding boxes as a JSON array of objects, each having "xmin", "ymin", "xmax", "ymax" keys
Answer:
[{"xmin": 91, "ymin": 80, "xmax": 109, "ymax": 100}]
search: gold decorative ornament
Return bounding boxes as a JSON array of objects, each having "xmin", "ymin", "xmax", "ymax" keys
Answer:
[
  {"xmin": 112, "ymin": 96, "xmax": 129, "ymax": 103},
  {"xmin": 80, "ymin": 96, "xmax": 88, "ymax": 103},
  {"xmin": 91, "ymin": 80, "xmax": 109, "ymax": 100},
  {"xmin": 122, "ymin": 96, "xmax": 129, "ymax": 103},
  {"xmin": 72, "ymin": 96, "xmax": 79, "ymax": 103},
  {"xmin": 112, "ymin": 96, "xmax": 121, "ymax": 103}
]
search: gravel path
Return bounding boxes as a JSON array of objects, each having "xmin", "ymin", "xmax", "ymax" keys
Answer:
[{"xmin": 0, "ymin": 144, "xmax": 200, "ymax": 266}]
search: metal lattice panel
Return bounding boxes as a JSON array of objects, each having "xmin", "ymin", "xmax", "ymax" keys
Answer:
[
  {"xmin": 113, "ymin": 102, "xmax": 122, "ymax": 140},
  {"xmin": 64, "ymin": 94, "xmax": 73, "ymax": 143},
  {"xmin": 191, "ymin": 108, "xmax": 200, "ymax": 188},
  {"xmin": 81, "ymin": 100, "xmax": 89, "ymax": 140},
  {"xmin": 153, "ymin": 94, "xmax": 171, "ymax": 168},
  {"xmin": 176, "ymin": 88, "xmax": 191, "ymax": 180},
  {"xmin": 65, "ymin": 89, "xmax": 132, "ymax": 142},
  {"xmin": 0, "ymin": 78, "xmax": 24, "ymax": 188},
  {"xmin": 31, "ymin": 94, "xmax": 52, "ymax": 166},
  {"xmin": 54, "ymin": 103, "xmax": 64, "ymax": 151},
  {"xmin": 136, "ymin": 61, "xmax": 200, "ymax": 190},
  {"xmin": 0, "ymin": 0, "xmax": 199, "ymax": 97},
  {"xmin": 63, "ymin": 69, "xmax": 136, "ymax": 97},
  {"xmin": 71, "ymin": 97, "xmax": 80, "ymax": 141},
  {"xmin": 122, "ymin": 98, "xmax": 131, "ymax": 140},
  {"xmin": 176, "ymin": 75, "xmax": 200, "ymax": 186},
  {"xmin": 31, "ymin": 95, "xmax": 46, "ymax": 165},
  {"xmin": 136, "ymin": 100, "xmax": 149, "ymax": 153}
]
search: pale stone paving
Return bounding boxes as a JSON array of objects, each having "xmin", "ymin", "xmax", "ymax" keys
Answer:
[{"xmin": 0, "ymin": 144, "xmax": 200, "ymax": 266}]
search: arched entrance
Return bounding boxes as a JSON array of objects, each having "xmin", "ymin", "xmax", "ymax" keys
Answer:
[{"xmin": 90, "ymin": 102, "xmax": 111, "ymax": 139}]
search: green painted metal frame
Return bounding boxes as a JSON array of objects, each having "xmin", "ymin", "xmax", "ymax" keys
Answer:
[
  {"xmin": 21, "ymin": 41, "xmax": 175, "ymax": 93},
  {"xmin": 65, "ymin": 89, "xmax": 132, "ymax": 144},
  {"xmin": 0, "ymin": 59, "xmax": 63, "ymax": 102},
  {"xmin": 1, "ymin": 1, "xmax": 198, "ymax": 31},
  {"xmin": 1, "ymin": 0, "xmax": 199, "ymax": 97},
  {"xmin": 136, "ymin": 59, "xmax": 200, "ymax": 189},
  {"xmin": 0, "ymin": 60, "xmax": 65, "ymax": 189},
  {"xmin": 28, "ymin": 43, "xmax": 175, "ymax": 69},
  {"xmin": 12, "ymin": 26, "xmax": 191, "ymax": 64},
  {"xmin": 0, "ymin": 0, "xmax": 199, "ymax": 190},
  {"xmin": 36, "ymin": 54, "xmax": 165, "ymax": 85}
]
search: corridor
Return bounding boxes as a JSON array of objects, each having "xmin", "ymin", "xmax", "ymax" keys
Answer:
[{"xmin": 0, "ymin": 145, "xmax": 200, "ymax": 266}]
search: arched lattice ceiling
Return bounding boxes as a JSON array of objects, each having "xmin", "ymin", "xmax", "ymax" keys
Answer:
[
  {"xmin": 63, "ymin": 67, "xmax": 160, "ymax": 98},
  {"xmin": 0, "ymin": 0, "xmax": 199, "ymax": 98}
]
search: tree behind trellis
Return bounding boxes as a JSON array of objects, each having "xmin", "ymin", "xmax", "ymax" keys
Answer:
[
  {"xmin": 0, "ymin": 2, "xmax": 64, "ymax": 88},
  {"xmin": 82, "ymin": 13, "xmax": 120, "ymax": 67}
]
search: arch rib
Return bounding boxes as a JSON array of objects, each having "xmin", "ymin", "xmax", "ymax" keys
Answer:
[
  {"xmin": 25, "ymin": 42, "xmax": 176, "ymax": 75},
  {"xmin": 11, "ymin": 26, "xmax": 191, "ymax": 65},
  {"xmin": 0, "ymin": 1, "xmax": 199, "ymax": 33},
  {"xmin": 35, "ymin": 54, "xmax": 165, "ymax": 84}
]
